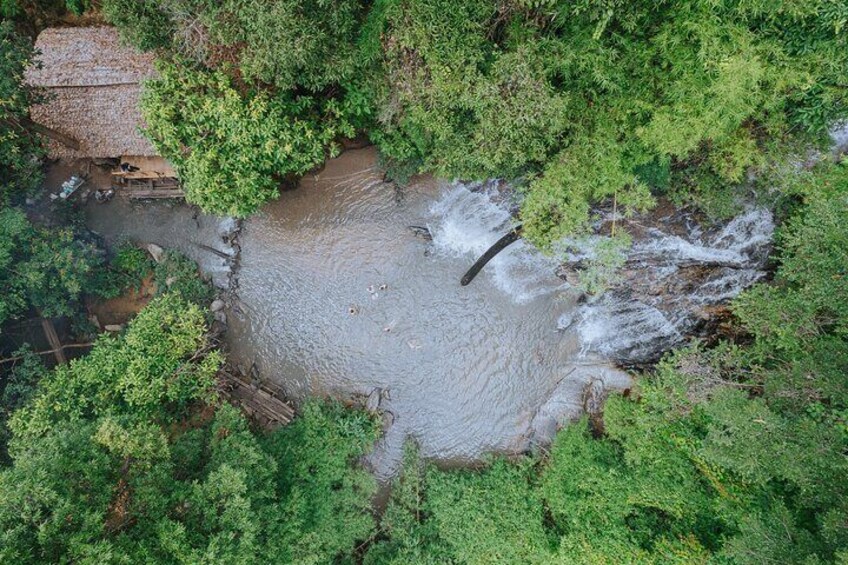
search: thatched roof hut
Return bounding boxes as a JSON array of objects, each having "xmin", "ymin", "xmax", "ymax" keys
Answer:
[{"xmin": 25, "ymin": 27, "xmax": 159, "ymax": 160}]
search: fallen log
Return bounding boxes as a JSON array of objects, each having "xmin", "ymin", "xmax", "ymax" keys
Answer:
[
  {"xmin": 460, "ymin": 225, "xmax": 523, "ymax": 286},
  {"xmin": 0, "ymin": 343, "xmax": 94, "ymax": 365}
]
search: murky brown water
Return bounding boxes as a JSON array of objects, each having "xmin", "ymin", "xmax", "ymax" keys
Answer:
[{"xmin": 224, "ymin": 148, "xmax": 628, "ymax": 476}]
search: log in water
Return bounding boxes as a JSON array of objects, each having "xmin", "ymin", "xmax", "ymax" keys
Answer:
[{"xmin": 460, "ymin": 225, "xmax": 523, "ymax": 286}]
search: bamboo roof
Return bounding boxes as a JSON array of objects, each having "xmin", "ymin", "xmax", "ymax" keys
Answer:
[{"xmin": 25, "ymin": 27, "xmax": 159, "ymax": 159}]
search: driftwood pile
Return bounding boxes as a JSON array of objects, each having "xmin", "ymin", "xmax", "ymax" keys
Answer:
[{"xmin": 218, "ymin": 366, "xmax": 295, "ymax": 428}]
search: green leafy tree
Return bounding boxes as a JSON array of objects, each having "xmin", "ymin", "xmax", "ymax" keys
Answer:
[
  {"xmin": 0, "ymin": 21, "xmax": 44, "ymax": 202},
  {"xmin": 1, "ymin": 293, "xmax": 383, "ymax": 563},
  {"xmin": 262, "ymin": 400, "xmax": 380, "ymax": 563},
  {"xmin": 365, "ymin": 445, "xmax": 452, "ymax": 564},
  {"xmin": 0, "ymin": 208, "xmax": 104, "ymax": 325},
  {"xmin": 219, "ymin": 0, "xmax": 367, "ymax": 92},
  {"xmin": 0, "ymin": 347, "xmax": 45, "ymax": 463},
  {"xmin": 141, "ymin": 60, "xmax": 350, "ymax": 217},
  {"xmin": 361, "ymin": 0, "xmax": 848, "ymax": 246},
  {"xmin": 425, "ymin": 458, "xmax": 552, "ymax": 564},
  {"xmin": 101, "ymin": 0, "xmax": 175, "ymax": 51},
  {"xmin": 153, "ymin": 250, "xmax": 213, "ymax": 306},
  {"xmin": 91, "ymin": 242, "xmax": 155, "ymax": 300}
]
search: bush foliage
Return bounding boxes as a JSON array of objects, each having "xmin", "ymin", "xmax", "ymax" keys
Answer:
[
  {"xmin": 0, "ymin": 294, "xmax": 381, "ymax": 564},
  {"xmin": 1, "ymin": 3, "xmax": 847, "ymax": 564},
  {"xmin": 140, "ymin": 60, "xmax": 351, "ymax": 217},
  {"xmin": 0, "ymin": 21, "xmax": 44, "ymax": 202},
  {"xmin": 0, "ymin": 207, "xmax": 104, "ymax": 324}
]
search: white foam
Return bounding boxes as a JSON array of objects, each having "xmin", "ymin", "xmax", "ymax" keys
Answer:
[
  {"xmin": 830, "ymin": 121, "xmax": 848, "ymax": 152},
  {"xmin": 429, "ymin": 182, "xmax": 564, "ymax": 303},
  {"xmin": 576, "ymin": 298, "xmax": 683, "ymax": 360},
  {"xmin": 428, "ymin": 181, "xmax": 774, "ymax": 360}
]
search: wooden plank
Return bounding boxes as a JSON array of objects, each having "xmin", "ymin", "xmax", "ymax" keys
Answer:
[
  {"xmin": 220, "ymin": 370, "xmax": 295, "ymax": 426},
  {"xmin": 126, "ymin": 189, "xmax": 185, "ymax": 199},
  {"xmin": 119, "ymin": 178, "xmax": 180, "ymax": 189},
  {"xmin": 228, "ymin": 388, "xmax": 293, "ymax": 423},
  {"xmin": 120, "ymin": 155, "xmax": 177, "ymax": 177}
]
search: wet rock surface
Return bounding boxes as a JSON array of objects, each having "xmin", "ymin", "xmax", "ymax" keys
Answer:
[
  {"xmin": 560, "ymin": 202, "xmax": 774, "ymax": 364},
  {"xmin": 146, "ymin": 243, "xmax": 164, "ymax": 263}
]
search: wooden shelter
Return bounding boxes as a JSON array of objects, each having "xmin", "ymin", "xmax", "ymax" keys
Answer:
[{"xmin": 25, "ymin": 27, "xmax": 160, "ymax": 161}]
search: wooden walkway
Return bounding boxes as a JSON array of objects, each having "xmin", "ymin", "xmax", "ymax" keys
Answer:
[{"xmin": 219, "ymin": 368, "xmax": 295, "ymax": 428}]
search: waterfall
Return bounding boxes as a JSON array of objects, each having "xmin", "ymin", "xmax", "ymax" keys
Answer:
[
  {"xmin": 573, "ymin": 208, "xmax": 774, "ymax": 362},
  {"xmin": 426, "ymin": 181, "xmax": 774, "ymax": 363},
  {"xmin": 428, "ymin": 181, "xmax": 566, "ymax": 303}
]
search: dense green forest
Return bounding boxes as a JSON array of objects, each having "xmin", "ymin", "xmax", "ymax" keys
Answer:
[
  {"xmin": 1, "ymin": 1, "xmax": 847, "ymax": 563},
  {"xmin": 113, "ymin": 0, "xmax": 847, "ymax": 247}
]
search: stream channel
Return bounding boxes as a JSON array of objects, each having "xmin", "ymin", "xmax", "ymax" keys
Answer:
[{"xmin": 86, "ymin": 146, "xmax": 774, "ymax": 478}]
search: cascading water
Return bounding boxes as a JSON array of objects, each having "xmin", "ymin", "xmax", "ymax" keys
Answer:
[
  {"xmin": 566, "ymin": 207, "xmax": 774, "ymax": 363},
  {"xmin": 430, "ymin": 181, "xmax": 775, "ymax": 365},
  {"xmin": 428, "ymin": 181, "xmax": 565, "ymax": 302}
]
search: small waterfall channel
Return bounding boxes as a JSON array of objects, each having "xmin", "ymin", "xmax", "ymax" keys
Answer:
[{"xmin": 562, "ymin": 207, "xmax": 774, "ymax": 363}]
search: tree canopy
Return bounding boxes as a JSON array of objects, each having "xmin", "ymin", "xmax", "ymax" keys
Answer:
[
  {"xmin": 1, "ymin": 3, "xmax": 847, "ymax": 563},
  {"xmin": 0, "ymin": 21, "xmax": 44, "ymax": 201},
  {"xmin": 102, "ymin": 0, "xmax": 846, "ymax": 246},
  {"xmin": 0, "ymin": 293, "xmax": 382, "ymax": 564}
]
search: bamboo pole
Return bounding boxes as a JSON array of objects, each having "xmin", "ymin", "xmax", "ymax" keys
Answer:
[
  {"xmin": 40, "ymin": 317, "xmax": 66, "ymax": 364},
  {"xmin": 0, "ymin": 343, "xmax": 93, "ymax": 365}
]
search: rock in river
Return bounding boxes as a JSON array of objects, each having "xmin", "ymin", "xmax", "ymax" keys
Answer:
[
  {"xmin": 146, "ymin": 243, "xmax": 165, "ymax": 263},
  {"xmin": 366, "ymin": 388, "xmax": 382, "ymax": 412}
]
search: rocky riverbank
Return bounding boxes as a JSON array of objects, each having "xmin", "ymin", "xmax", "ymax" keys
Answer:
[{"xmin": 556, "ymin": 200, "xmax": 774, "ymax": 364}]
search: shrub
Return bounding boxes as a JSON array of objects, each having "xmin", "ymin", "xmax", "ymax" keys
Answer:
[
  {"xmin": 153, "ymin": 250, "xmax": 213, "ymax": 307},
  {"xmin": 141, "ymin": 60, "xmax": 351, "ymax": 217}
]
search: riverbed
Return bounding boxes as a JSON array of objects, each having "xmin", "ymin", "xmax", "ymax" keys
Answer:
[{"xmin": 227, "ymin": 148, "xmax": 634, "ymax": 475}]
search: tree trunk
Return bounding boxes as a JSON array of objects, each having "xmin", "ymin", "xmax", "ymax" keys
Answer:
[
  {"xmin": 3, "ymin": 116, "xmax": 80, "ymax": 151},
  {"xmin": 460, "ymin": 225, "xmax": 523, "ymax": 286}
]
